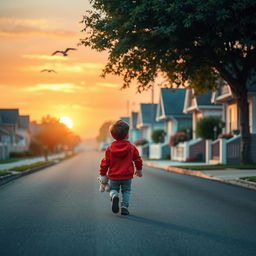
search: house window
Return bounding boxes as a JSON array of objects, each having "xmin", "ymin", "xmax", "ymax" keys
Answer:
[{"xmin": 227, "ymin": 104, "xmax": 237, "ymax": 133}]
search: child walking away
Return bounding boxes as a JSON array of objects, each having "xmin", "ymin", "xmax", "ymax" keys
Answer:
[{"xmin": 99, "ymin": 120, "xmax": 143, "ymax": 215}]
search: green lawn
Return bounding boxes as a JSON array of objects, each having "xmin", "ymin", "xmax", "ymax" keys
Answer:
[
  {"xmin": 241, "ymin": 176, "xmax": 256, "ymax": 183},
  {"xmin": 8, "ymin": 161, "xmax": 53, "ymax": 172},
  {"xmin": 0, "ymin": 171, "xmax": 11, "ymax": 177},
  {"xmin": 0, "ymin": 159, "xmax": 19, "ymax": 164}
]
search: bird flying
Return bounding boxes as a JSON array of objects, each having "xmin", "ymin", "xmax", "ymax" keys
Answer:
[
  {"xmin": 51, "ymin": 48, "xmax": 77, "ymax": 56},
  {"xmin": 40, "ymin": 69, "xmax": 57, "ymax": 73}
]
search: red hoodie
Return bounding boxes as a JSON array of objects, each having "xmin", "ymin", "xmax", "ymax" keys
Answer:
[{"xmin": 100, "ymin": 140, "xmax": 143, "ymax": 180}]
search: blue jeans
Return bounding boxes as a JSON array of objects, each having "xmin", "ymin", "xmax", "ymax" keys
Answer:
[{"xmin": 109, "ymin": 179, "xmax": 132, "ymax": 208}]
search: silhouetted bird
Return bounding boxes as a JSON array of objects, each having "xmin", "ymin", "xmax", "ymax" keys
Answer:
[
  {"xmin": 51, "ymin": 48, "xmax": 77, "ymax": 56},
  {"xmin": 40, "ymin": 69, "xmax": 57, "ymax": 73}
]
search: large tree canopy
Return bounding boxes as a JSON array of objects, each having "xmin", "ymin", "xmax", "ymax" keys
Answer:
[{"xmin": 80, "ymin": 0, "xmax": 256, "ymax": 163}]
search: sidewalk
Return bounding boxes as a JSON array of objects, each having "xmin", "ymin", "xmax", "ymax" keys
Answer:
[
  {"xmin": 0, "ymin": 153, "xmax": 65, "ymax": 171},
  {"xmin": 144, "ymin": 160, "xmax": 256, "ymax": 191}
]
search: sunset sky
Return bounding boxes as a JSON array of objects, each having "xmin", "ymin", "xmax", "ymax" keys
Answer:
[{"xmin": 0, "ymin": 0, "xmax": 156, "ymax": 139}]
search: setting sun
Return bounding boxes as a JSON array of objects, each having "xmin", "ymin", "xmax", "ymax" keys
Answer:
[{"xmin": 59, "ymin": 116, "xmax": 73, "ymax": 129}]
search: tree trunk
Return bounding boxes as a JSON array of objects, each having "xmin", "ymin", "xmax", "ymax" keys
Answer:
[{"xmin": 235, "ymin": 89, "xmax": 251, "ymax": 164}]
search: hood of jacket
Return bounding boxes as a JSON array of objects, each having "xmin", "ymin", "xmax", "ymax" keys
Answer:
[{"xmin": 109, "ymin": 140, "xmax": 131, "ymax": 158}]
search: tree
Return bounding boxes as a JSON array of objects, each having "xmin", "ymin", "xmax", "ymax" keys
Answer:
[
  {"xmin": 80, "ymin": 0, "xmax": 256, "ymax": 163},
  {"xmin": 96, "ymin": 121, "xmax": 113, "ymax": 142},
  {"xmin": 35, "ymin": 116, "xmax": 71, "ymax": 161}
]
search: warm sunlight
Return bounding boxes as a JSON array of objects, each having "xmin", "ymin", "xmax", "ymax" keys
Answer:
[{"xmin": 59, "ymin": 116, "xmax": 73, "ymax": 129}]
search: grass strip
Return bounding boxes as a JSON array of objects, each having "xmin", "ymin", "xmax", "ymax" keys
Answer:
[
  {"xmin": 8, "ymin": 161, "xmax": 53, "ymax": 172},
  {"xmin": 0, "ymin": 171, "xmax": 12, "ymax": 177},
  {"xmin": 240, "ymin": 176, "xmax": 256, "ymax": 183},
  {"xmin": 0, "ymin": 159, "xmax": 19, "ymax": 164}
]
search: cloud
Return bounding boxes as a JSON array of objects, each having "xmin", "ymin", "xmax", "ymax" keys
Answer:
[
  {"xmin": 0, "ymin": 17, "xmax": 77, "ymax": 37},
  {"xmin": 96, "ymin": 82, "xmax": 120, "ymax": 88},
  {"xmin": 25, "ymin": 62, "xmax": 104, "ymax": 74},
  {"xmin": 25, "ymin": 83, "xmax": 83, "ymax": 93},
  {"xmin": 22, "ymin": 54, "xmax": 67, "ymax": 61}
]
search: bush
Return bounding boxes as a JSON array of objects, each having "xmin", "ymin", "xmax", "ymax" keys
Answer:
[
  {"xmin": 134, "ymin": 139, "xmax": 148, "ymax": 146},
  {"xmin": 196, "ymin": 116, "xmax": 223, "ymax": 140},
  {"xmin": 9, "ymin": 151, "xmax": 38, "ymax": 158},
  {"xmin": 151, "ymin": 129, "xmax": 166, "ymax": 143},
  {"xmin": 218, "ymin": 133, "xmax": 233, "ymax": 139},
  {"xmin": 177, "ymin": 127, "xmax": 192, "ymax": 140},
  {"xmin": 169, "ymin": 132, "xmax": 188, "ymax": 147}
]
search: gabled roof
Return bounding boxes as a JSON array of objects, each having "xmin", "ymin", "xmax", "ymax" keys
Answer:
[
  {"xmin": 0, "ymin": 109, "xmax": 19, "ymax": 125},
  {"xmin": 19, "ymin": 115, "xmax": 30, "ymax": 129},
  {"xmin": 157, "ymin": 88, "xmax": 191, "ymax": 120},
  {"xmin": 120, "ymin": 117, "xmax": 130, "ymax": 124},
  {"xmin": 138, "ymin": 103, "xmax": 158, "ymax": 127},
  {"xmin": 212, "ymin": 79, "xmax": 256, "ymax": 104},
  {"xmin": 184, "ymin": 89, "xmax": 222, "ymax": 113},
  {"xmin": 130, "ymin": 112, "xmax": 138, "ymax": 129}
]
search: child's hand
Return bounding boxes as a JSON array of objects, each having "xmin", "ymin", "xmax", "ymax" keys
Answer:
[
  {"xmin": 135, "ymin": 170, "xmax": 142, "ymax": 177},
  {"xmin": 98, "ymin": 175, "xmax": 108, "ymax": 184}
]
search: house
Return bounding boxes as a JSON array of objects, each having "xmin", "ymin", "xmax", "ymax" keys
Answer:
[
  {"xmin": 136, "ymin": 103, "xmax": 164, "ymax": 157},
  {"xmin": 183, "ymin": 89, "xmax": 223, "ymax": 139},
  {"xmin": 0, "ymin": 109, "xmax": 19, "ymax": 145},
  {"xmin": 172, "ymin": 89, "xmax": 224, "ymax": 161},
  {"xmin": 0, "ymin": 109, "xmax": 20, "ymax": 158},
  {"xmin": 137, "ymin": 103, "xmax": 164, "ymax": 142},
  {"xmin": 155, "ymin": 88, "xmax": 192, "ymax": 160},
  {"xmin": 0, "ymin": 127, "xmax": 10, "ymax": 160},
  {"xmin": 15, "ymin": 115, "xmax": 31, "ymax": 152},
  {"xmin": 156, "ymin": 88, "xmax": 192, "ymax": 139},
  {"xmin": 208, "ymin": 83, "xmax": 256, "ymax": 164},
  {"xmin": 129, "ymin": 112, "xmax": 141, "ymax": 144}
]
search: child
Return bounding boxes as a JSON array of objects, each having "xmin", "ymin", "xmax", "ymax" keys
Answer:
[{"xmin": 99, "ymin": 120, "xmax": 143, "ymax": 215}]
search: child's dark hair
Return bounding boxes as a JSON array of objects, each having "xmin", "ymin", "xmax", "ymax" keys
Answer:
[{"xmin": 110, "ymin": 120, "xmax": 129, "ymax": 141}]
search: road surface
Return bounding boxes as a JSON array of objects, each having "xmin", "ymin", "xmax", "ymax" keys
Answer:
[{"xmin": 0, "ymin": 150, "xmax": 256, "ymax": 256}]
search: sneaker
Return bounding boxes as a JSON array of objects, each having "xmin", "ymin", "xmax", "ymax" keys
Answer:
[
  {"xmin": 112, "ymin": 196, "xmax": 119, "ymax": 214},
  {"xmin": 121, "ymin": 207, "xmax": 129, "ymax": 215}
]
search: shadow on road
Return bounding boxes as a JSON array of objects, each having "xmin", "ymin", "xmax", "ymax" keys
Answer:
[{"xmin": 122, "ymin": 214, "xmax": 255, "ymax": 249}]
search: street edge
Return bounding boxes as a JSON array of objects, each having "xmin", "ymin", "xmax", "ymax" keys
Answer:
[
  {"xmin": 145, "ymin": 162, "xmax": 256, "ymax": 191},
  {"xmin": 0, "ymin": 162, "xmax": 57, "ymax": 187}
]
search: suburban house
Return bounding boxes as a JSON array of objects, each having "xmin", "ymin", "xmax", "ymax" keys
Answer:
[
  {"xmin": 15, "ymin": 115, "xmax": 31, "ymax": 152},
  {"xmin": 129, "ymin": 112, "xmax": 141, "ymax": 144},
  {"xmin": 0, "ymin": 109, "xmax": 19, "ymax": 159},
  {"xmin": 155, "ymin": 88, "xmax": 192, "ymax": 160},
  {"xmin": 136, "ymin": 103, "xmax": 164, "ymax": 157},
  {"xmin": 171, "ymin": 89, "xmax": 223, "ymax": 161},
  {"xmin": 207, "ymin": 83, "xmax": 256, "ymax": 164},
  {"xmin": 0, "ymin": 127, "xmax": 10, "ymax": 160}
]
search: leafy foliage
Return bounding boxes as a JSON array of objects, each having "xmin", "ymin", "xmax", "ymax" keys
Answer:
[
  {"xmin": 169, "ymin": 132, "xmax": 188, "ymax": 147},
  {"xmin": 134, "ymin": 138, "xmax": 148, "ymax": 146},
  {"xmin": 96, "ymin": 121, "xmax": 113, "ymax": 142},
  {"xmin": 80, "ymin": 0, "xmax": 256, "ymax": 93},
  {"xmin": 151, "ymin": 129, "xmax": 166, "ymax": 143},
  {"xmin": 196, "ymin": 116, "xmax": 223, "ymax": 140}
]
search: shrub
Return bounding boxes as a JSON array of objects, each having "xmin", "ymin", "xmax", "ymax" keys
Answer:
[
  {"xmin": 169, "ymin": 132, "xmax": 188, "ymax": 147},
  {"xmin": 196, "ymin": 116, "xmax": 223, "ymax": 140},
  {"xmin": 151, "ymin": 129, "xmax": 166, "ymax": 143},
  {"xmin": 218, "ymin": 133, "xmax": 233, "ymax": 139},
  {"xmin": 134, "ymin": 139, "xmax": 148, "ymax": 146},
  {"xmin": 178, "ymin": 127, "xmax": 192, "ymax": 140}
]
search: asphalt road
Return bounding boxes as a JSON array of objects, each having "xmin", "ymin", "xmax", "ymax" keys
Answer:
[{"xmin": 0, "ymin": 150, "xmax": 256, "ymax": 256}]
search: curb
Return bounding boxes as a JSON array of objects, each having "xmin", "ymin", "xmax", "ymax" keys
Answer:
[
  {"xmin": 145, "ymin": 162, "xmax": 256, "ymax": 191},
  {"xmin": 0, "ymin": 162, "xmax": 57, "ymax": 187}
]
